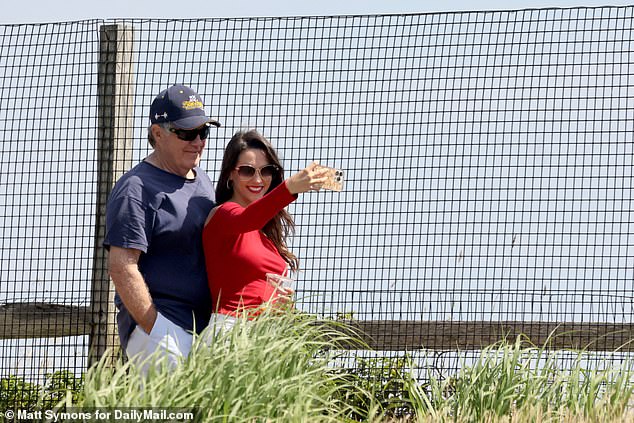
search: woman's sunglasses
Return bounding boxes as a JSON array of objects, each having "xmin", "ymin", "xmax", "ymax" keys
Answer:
[
  {"xmin": 169, "ymin": 124, "xmax": 210, "ymax": 142},
  {"xmin": 235, "ymin": 164, "xmax": 280, "ymax": 181}
]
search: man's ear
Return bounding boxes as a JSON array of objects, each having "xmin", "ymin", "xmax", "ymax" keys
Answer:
[{"xmin": 151, "ymin": 124, "xmax": 165, "ymax": 143}]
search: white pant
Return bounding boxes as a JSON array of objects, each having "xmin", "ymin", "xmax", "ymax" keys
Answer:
[
  {"xmin": 200, "ymin": 313, "xmax": 238, "ymax": 345},
  {"xmin": 126, "ymin": 312, "xmax": 192, "ymax": 375}
]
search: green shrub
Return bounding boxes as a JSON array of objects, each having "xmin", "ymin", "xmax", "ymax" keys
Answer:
[
  {"xmin": 0, "ymin": 375, "xmax": 41, "ymax": 412},
  {"xmin": 0, "ymin": 371, "xmax": 82, "ymax": 412},
  {"xmin": 329, "ymin": 355, "xmax": 421, "ymax": 421},
  {"xmin": 41, "ymin": 370, "xmax": 83, "ymax": 406}
]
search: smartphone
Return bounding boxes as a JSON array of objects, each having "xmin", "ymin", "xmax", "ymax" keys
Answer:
[{"xmin": 315, "ymin": 164, "xmax": 344, "ymax": 191}]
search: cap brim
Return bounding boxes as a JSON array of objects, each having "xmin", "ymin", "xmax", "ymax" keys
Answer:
[{"xmin": 171, "ymin": 116, "xmax": 221, "ymax": 129}]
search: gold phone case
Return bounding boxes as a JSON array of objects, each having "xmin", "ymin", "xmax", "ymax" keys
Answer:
[{"xmin": 315, "ymin": 164, "xmax": 344, "ymax": 191}]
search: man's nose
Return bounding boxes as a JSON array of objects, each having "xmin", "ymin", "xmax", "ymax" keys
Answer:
[{"xmin": 191, "ymin": 136, "xmax": 206, "ymax": 146}]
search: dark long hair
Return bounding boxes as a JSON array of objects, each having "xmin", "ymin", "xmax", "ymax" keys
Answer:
[{"xmin": 216, "ymin": 129, "xmax": 299, "ymax": 272}]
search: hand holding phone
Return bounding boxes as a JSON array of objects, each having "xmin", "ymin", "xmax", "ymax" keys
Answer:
[{"xmin": 313, "ymin": 164, "xmax": 344, "ymax": 191}]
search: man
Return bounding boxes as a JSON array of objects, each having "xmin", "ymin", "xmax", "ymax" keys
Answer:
[{"xmin": 104, "ymin": 84, "xmax": 220, "ymax": 369}]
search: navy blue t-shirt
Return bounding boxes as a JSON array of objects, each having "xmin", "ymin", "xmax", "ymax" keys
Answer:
[{"xmin": 103, "ymin": 161, "xmax": 215, "ymax": 349}]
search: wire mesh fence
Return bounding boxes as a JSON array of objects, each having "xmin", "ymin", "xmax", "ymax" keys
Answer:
[{"xmin": 1, "ymin": 6, "xmax": 633, "ymax": 407}]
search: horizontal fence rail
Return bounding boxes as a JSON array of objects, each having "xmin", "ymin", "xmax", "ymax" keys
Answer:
[{"xmin": 3, "ymin": 303, "xmax": 634, "ymax": 352}]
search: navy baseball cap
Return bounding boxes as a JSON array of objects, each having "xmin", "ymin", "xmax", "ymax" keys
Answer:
[{"xmin": 150, "ymin": 84, "xmax": 221, "ymax": 129}]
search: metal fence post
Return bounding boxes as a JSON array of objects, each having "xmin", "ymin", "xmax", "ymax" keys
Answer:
[{"xmin": 89, "ymin": 23, "xmax": 135, "ymax": 366}]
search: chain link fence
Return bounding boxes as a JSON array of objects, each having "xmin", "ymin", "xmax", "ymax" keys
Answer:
[{"xmin": 1, "ymin": 6, "xmax": 633, "ymax": 407}]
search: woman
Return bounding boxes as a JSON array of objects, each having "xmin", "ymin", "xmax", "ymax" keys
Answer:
[{"xmin": 202, "ymin": 129, "xmax": 329, "ymax": 332}]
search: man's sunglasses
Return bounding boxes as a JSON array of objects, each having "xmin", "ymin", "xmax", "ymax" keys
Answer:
[
  {"xmin": 169, "ymin": 124, "xmax": 210, "ymax": 141},
  {"xmin": 235, "ymin": 164, "xmax": 280, "ymax": 181}
]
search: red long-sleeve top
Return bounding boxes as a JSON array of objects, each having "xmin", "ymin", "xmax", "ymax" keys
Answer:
[{"xmin": 202, "ymin": 182, "xmax": 297, "ymax": 315}]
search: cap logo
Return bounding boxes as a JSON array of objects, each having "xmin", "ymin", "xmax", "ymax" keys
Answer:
[
  {"xmin": 182, "ymin": 95, "xmax": 203, "ymax": 110},
  {"xmin": 154, "ymin": 112, "xmax": 168, "ymax": 120}
]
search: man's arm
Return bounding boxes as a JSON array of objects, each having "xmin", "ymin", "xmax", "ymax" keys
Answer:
[{"xmin": 108, "ymin": 246, "xmax": 157, "ymax": 334}]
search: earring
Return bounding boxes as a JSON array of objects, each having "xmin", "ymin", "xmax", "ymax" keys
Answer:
[{"xmin": 226, "ymin": 179, "xmax": 233, "ymax": 190}]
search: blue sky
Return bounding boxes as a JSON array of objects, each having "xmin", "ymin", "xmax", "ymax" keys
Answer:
[{"xmin": 3, "ymin": 0, "xmax": 634, "ymax": 23}]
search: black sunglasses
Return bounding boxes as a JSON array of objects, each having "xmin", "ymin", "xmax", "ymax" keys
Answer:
[
  {"xmin": 235, "ymin": 164, "xmax": 280, "ymax": 180},
  {"xmin": 169, "ymin": 124, "xmax": 210, "ymax": 142}
]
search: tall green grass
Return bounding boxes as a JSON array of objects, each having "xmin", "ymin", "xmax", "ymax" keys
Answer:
[
  {"xmin": 60, "ymin": 311, "xmax": 377, "ymax": 422},
  {"xmin": 410, "ymin": 337, "xmax": 634, "ymax": 422},
  {"xmin": 57, "ymin": 314, "xmax": 634, "ymax": 422}
]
